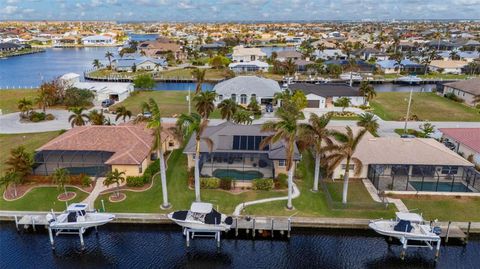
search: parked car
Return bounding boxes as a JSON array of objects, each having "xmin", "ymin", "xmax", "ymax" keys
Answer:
[
  {"xmin": 444, "ymin": 141, "xmax": 456, "ymax": 150},
  {"xmin": 101, "ymin": 99, "xmax": 114, "ymax": 108},
  {"xmin": 265, "ymin": 104, "xmax": 273, "ymax": 113},
  {"xmin": 400, "ymin": 134, "xmax": 416, "ymax": 138}
]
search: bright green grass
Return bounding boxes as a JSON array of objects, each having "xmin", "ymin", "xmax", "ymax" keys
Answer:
[
  {"xmin": 0, "ymin": 187, "xmax": 89, "ymax": 211},
  {"xmin": 0, "ymin": 89, "xmax": 38, "ymax": 114},
  {"xmin": 370, "ymin": 92, "xmax": 479, "ymax": 121},
  {"xmin": 401, "ymin": 196, "xmax": 480, "ymax": 222}
]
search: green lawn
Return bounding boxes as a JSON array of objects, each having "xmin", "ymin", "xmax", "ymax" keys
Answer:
[
  {"xmin": 95, "ymin": 148, "xmax": 287, "ymax": 214},
  {"xmin": 370, "ymin": 92, "xmax": 479, "ymax": 121},
  {"xmin": 394, "ymin": 128, "xmax": 422, "ymax": 137},
  {"xmin": 244, "ymin": 151, "xmax": 396, "ymax": 219},
  {"xmin": 0, "ymin": 89, "xmax": 38, "ymax": 114},
  {"xmin": 331, "ymin": 116, "xmax": 361, "ymax": 121},
  {"xmin": 158, "ymin": 68, "xmax": 228, "ymax": 81},
  {"xmin": 87, "ymin": 68, "xmax": 152, "ymax": 78},
  {"xmin": 0, "ymin": 131, "xmax": 61, "ymax": 176},
  {"xmin": 400, "ymin": 196, "xmax": 480, "ymax": 222},
  {"xmin": 0, "ymin": 186, "xmax": 89, "ymax": 211}
]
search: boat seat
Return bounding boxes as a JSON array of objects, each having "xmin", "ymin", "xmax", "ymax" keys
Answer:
[
  {"xmin": 204, "ymin": 210, "xmax": 221, "ymax": 225},
  {"xmin": 394, "ymin": 220, "xmax": 413, "ymax": 233},
  {"xmin": 172, "ymin": 210, "xmax": 188, "ymax": 221},
  {"xmin": 67, "ymin": 212, "xmax": 77, "ymax": 223},
  {"xmin": 224, "ymin": 216, "xmax": 233, "ymax": 225}
]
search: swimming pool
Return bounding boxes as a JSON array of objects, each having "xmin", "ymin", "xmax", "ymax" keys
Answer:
[
  {"xmin": 410, "ymin": 181, "xmax": 472, "ymax": 192},
  {"xmin": 212, "ymin": 169, "xmax": 264, "ymax": 181}
]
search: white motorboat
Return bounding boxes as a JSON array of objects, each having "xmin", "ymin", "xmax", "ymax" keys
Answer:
[
  {"xmin": 168, "ymin": 202, "xmax": 233, "ymax": 232},
  {"xmin": 369, "ymin": 212, "xmax": 441, "ymax": 241},
  {"xmin": 397, "ymin": 75, "xmax": 423, "ymax": 84},
  {"xmin": 46, "ymin": 203, "xmax": 115, "ymax": 230},
  {"xmin": 340, "ymin": 72, "xmax": 363, "ymax": 81}
]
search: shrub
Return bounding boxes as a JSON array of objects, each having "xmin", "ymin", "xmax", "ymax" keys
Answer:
[
  {"xmin": 29, "ymin": 111, "xmax": 46, "ymax": 122},
  {"xmin": 45, "ymin": 113, "xmax": 55, "ymax": 121},
  {"xmin": 133, "ymin": 74, "xmax": 155, "ymax": 89},
  {"xmin": 188, "ymin": 167, "xmax": 195, "ymax": 187},
  {"xmin": 80, "ymin": 174, "xmax": 92, "ymax": 187},
  {"xmin": 358, "ymin": 105, "xmax": 371, "ymax": 110},
  {"xmin": 200, "ymin": 177, "xmax": 220, "ymax": 189},
  {"xmin": 64, "ymin": 87, "xmax": 95, "ymax": 107},
  {"xmin": 219, "ymin": 178, "xmax": 232, "ymax": 190},
  {"xmin": 295, "ymin": 167, "xmax": 304, "ymax": 179},
  {"xmin": 252, "ymin": 178, "xmax": 274, "ymax": 191},
  {"xmin": 444, "ymin": 92, "xmax": 464, "ymax": 103},
  {"xmin": 126, "ymin": 176, "xmax": 148, "ymax": 187},
  {"xmin": 143, "ymin": 160, "xmax": 159, "ymax": 182},
  {"xmin": 274, "ymin": 173, "xmax": 288, "ymax": 189}
]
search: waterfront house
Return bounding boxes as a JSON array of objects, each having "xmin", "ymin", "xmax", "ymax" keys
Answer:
[
  {"xmin": 199, "ymin": 41, "xmax": 226, "ymax": 51},
  {"xmin": 213, "ymin": 76, "xmax": 281, "ymax": 107},
  {"xmin": 276, "ymin": 50, "xmax": 303, "ymax": 62},
  {"xmin": 112, "ymin": 57, "xmax": 166, "ymax": 72},
  {"xmin": 355, "ymin": 48, "xmax": 388, "ymax": 61},
  {"xmin": 376, "ymin": 59, "xmax": 424, "ymax": 74},
  {"xmin": 440, "ymin": 128, "xmax": 480, "ymax": 165},
  {"xmin": 429, "ymin": 60, "xmax": 468, "ymax": 74},
  {"xmin": 314, "ymin": 49, "xmax": 347, "ymax": 60},
  {"xmin": 183, "ymin": 122, "xmax": 301, "ymax": 184},
  {"xmin": 231, "ymin": 45, "xmax": 267, "ymax": 62},
  {"xmin": 34, "ymin": 123, "xmax": 180, "ymax": 177},
  {"xmin": 138, "ymin": 38, "xmax": 185, "ymax": 61},
  {"xmin": 81, "ymin": 35, "xmax": 113, "ymax": 46},
  {"xmin": 328, "ymin": 129, "xmax": 477, "ymax": 193},
  {"xmin": 228, "ymin": 60, "xmax": 269, "ymax": 73},
  {"xmin": 442, "ymin": 78, "xmax": 480, "ymax": 106},
  {"xmin": 289, "ymin": 83, "xmax": 365, "ymax": 109}
]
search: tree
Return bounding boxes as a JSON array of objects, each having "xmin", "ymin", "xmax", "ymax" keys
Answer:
[
  {"xmin": 326, "ymin": 64, "xmax": 342, "ymax": 78},
  {"xmin": 358, "ymin": 81, "xmax": 376, "ymax": 105},
  {"xmin": 346, "ymin": 58, "xmax": 358, "ymax": 86},
  {"xmin": 209, "ymin": 55, "xmax": 230, "ymax": 69},
  {"xmin": 335, "ymin": 97, "xmax": 351, "ymax": 112},
  {"xmin": 194, "ymin": 91, "xmax": 217, "ymax": 119},
  {"xmin": 141, "ymin": 98, "xmax": 170, "ymax": 208},
  {"xmin": 232, "ymin": 109, "xmax": 254, "ymax": 125},
  {"xmin": 217, "ymin": 99, "xmax": 237, "ymax": 121},
  {"xmin": 419, "ymin": 122, "xmax": 436, "ymax": 138},
  {"xmin": 104, "ymin": 169, "xmax": 126, "ymax": 198},
  {"xmin": 0, "ymin": 171, "xmax": 22, "ymax": 198},
  {"xmin": 88, "ymin": 109, "xmax": 107, "ymax": 125},
  {"xmin": 36, "ymin": 81, "xmax": 60, "ymax": 113},
  {"xmin": 392, "ymin": 52, "xmax": 403, "ymax": 75},
  {"xmin": 17, "ymin": 98, "xmax": 33, "ymax": 118},
  {"xmin": 133, "ymin": 74, "xmax": 155, "ymax": 90},
  {"xmin": 52, "ymin": 168, "xmax": 70, "ymax": 197},
  {"xmin": 247, "ymin": 96, "xmax": 261, "ymax": 115},
  {"xmin": 5, "ymin": 146, "xmax": 33, "ymax": 179},
  {"xmin": 325, "ymin": 127, "xmax": 367, "ymax": 204},
  {"xmin": 92, "ymin": 59, "xmax": 101, "ymax": 69},
  {"xmin": 132, "ymin": 62, "xmax": 137, "ymax": 72},
  {"xmin": 357, "ymin": 113, "xmax": 379, "ymax": 136},
  {"xmin": 283, "ymin": 58, "xmax": 296, "ymax": 76},
  {"xmin": 115, "ymin": 106, "xmax": 132, "ymax": 122},
  {"xmin": 449, "ymin": 51, "xmax": 460, "ymax": 60},
  {"xmin": 298, "ymin": 113, "xmax": 333, "ymax": 192},
  {"xmin": 105, "ymin": 51, "xmax": 114, "ymax": 69},
  {"xmin": 64, "ymin": 87, "xmax": 95, "ymax": 107},
  {"xmin": 291, "ymin": 90, "xmax": 308, "ymax": 110},
  {"xmin": 191, "ymin": 68, "xmax": 206, "ymax": 94},
  {"xmin": 68, "ymin": 107, "xmax": 89, "ymax": 127},
  {"xmin": 176, "ymin": 113, "xmax": 212, "ymax": 202},
  {"xmin": 261, "ymin": 100, "xmax": 303, "ymax": 209}
]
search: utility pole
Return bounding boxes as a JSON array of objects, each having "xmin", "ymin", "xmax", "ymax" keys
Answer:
[{"xmin": 403, "ymin": 88, "xmax": 413, "ymax": 134}]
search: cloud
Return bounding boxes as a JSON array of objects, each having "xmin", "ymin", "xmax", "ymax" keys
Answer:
[{"xmin": 0, "ymin": 6, "xmax": 18, "ymax": 14}]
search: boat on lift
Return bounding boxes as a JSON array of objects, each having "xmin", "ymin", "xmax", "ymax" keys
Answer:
[
  {"xmin": 340, "ymin": 72, "xmax": 363, "ymax": 82},
  {"xmin": 397, "ymin": 75, "xmax": 423, "ymax": 84},
  {"xmin": 369, "ymin": 212, "xmax": 441, "ymax": 241},
  {"xmin": 168, "ymin": 202, "xmax": 233, "ymax": 232},
  {"xmin": 46, "ymin": 203, "xmax": 115, "ymax": 230}
]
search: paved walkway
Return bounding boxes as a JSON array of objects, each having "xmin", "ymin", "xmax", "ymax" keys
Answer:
[
  {"xmin": 232, "ymin": 183, "xmax": 300, "ymax": 216},
  {"xmin": 362, "ymin": 179, "xmax": 409, "ymax": 212},
  {"xmin": 81, "ymin": 178, "xmax": 108, "ymax": 210}
]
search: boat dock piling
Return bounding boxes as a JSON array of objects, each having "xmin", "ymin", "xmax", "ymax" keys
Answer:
[
  {"xmin": 442, "ymin": 221, "xmax": 469, "ymax": 244},
  {"xmin": 231, "ymin": 216, "xmax": 292, "ymax": 238}
]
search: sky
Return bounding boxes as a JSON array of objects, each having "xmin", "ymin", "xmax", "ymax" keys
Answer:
[{"xmin": 1, "ymin": 0, "xmax": 480, "ymax": 21}]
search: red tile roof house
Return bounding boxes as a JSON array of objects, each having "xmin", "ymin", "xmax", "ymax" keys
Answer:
[
  {"xmin": 34, "ymin": 123, "xmax": 179, "ymax": 177},
  {"xmin": 440, "ymin": 128, "xmax": 480, "ymax": 165}
]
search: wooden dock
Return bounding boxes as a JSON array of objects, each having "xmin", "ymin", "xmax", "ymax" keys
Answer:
[
  {"xmin": 230, "ymin": 216, "xmax": 291, "ymax": 238},
  {"xmin": 440, "ymin": 221, "xmax": 469, "ymax": 243}
]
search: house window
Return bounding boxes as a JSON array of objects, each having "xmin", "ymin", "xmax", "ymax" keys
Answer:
[
  {"xmin": 441, "ymin": 166, "xmax": 458, "ymax": 174},
  {"xmin": 240, "ymin": 94, "xmax": 247, "ymax": 104},
  {"xmin": 218, "ymin": 94, "xmax": 223, "ymax": 101},
  {"xmin": 139, "ymin": 165, "xmax": 143, "ymax": 174},
  {"xmin": 231, "ymin": 94, "xmax": 237, "ymax": 102},
  {"xmin": 341, "ymin": 164, "xmax": 355, "ymax": 170},
  {"xmin": 278, "ymin": 160, "xmax": 286, "ymax": 167}
]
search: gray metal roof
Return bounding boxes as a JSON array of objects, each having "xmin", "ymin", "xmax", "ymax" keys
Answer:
[{"xmin": 213, "ymin": 76, "xmax": 281, "ymax": 97}]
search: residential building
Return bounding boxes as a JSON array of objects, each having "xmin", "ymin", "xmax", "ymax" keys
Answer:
[
  {"xmin": 60, "ymin": 73, "xmax": 133, "ymax": 102},
  {"xmin": 81, "ymin": 35, "xmax": 113, "ymax": 45},
  {"xmin": 290, "ymin": 83, "xmax": 365, "ymax": 109},
  {"xmin": 231, "ymin": 45, "xmax": 267, "ymax": 62},
  {"xmin": 138, "ymin": 38, "xmax": 185, "ymax": 61},
  {"xmin": 442, "ymin": 78, "xmax": 480, "ymax": 106},
  {"xmin": 228, "ymin": 60, "xmax": 269, "ymax": 73},
  {"xmin": 440, "ymin": 128, "xmax": 480, "ymax": 165},
  {"xmin": 276, "ymin": 50, "xmax": 303, "ymax": 62},
  {"xmin": 213, "ymin": 76, "xmax": 281, "ymax": 106},
  {"xmin": 112, "ymin": 57, "xmax": 166, "ymax": 72},
  {"xmin": 429, "ymin": 60, "xmax": 468, "ymax": 74},
  {"xmin": 376, "ymin": 59, "xmax": 424, "ymax": 74}
]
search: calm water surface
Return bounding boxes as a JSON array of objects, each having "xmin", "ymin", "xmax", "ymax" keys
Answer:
[{"xmin": 0, "ymin": 222, "xmax": 478, "ymax": 269}]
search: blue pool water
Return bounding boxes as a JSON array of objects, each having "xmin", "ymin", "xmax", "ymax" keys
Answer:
[
  {"xmin": 212, "ymin": 169, "xmax": 264, "ymax": 181},
  {"xmin": 410, "ymin": 181, "xmax": 472, "ymax": 192}
]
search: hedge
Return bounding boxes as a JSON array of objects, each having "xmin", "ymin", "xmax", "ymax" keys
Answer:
[
  {"xmin": 200, "ymin": 177, "xmax": 220, "ymax": 189},
  {"xmin": 252, "ymin": 178, "xmax": 274, "ymax": 191},
  {"xmin": 219, "ymin": 178, "xmax": 232, "ymax": 190},
  {"xmin": 274, "ymin": 173, "xmax": 288, "ymax": 189}
]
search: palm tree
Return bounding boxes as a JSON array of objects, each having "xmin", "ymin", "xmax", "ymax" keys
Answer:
[
  {"xmin": 92, "ymin": 59, "xmax": 101, "ymax": 69},
  {"xmin": 105, "ymin": 51, "xmax": 114, "ymax": 69},
  {"xmin": 232, "ymin": 109, "xmax": 254, "ymax": 125},
  {"xmin": 358, "ymin": 81, "xmax": 376, "ymax": 105},
  {"xmin": 194, "ymin": 91, "xmax": 217, "ymax": 119},
  {"xmin": 88, "ymin": 109, "xmax": 106, "ymax": 125},
  {"xmin": 283, "ymin": 58, "xmax": 296, "ymax": 76},
  {"xmin": 68, "ymin": 107, "xmax": 89, "ymax": 127},
  {"xmin": 324, "ymin": 127, "xmax": 367, "ymax": 204},
  {"xmin": 176, "ymin": 113, "xmax": 212, "ymax": 202},
  {"xmin": 115, "ymin": 106, "xmax": 132, "ymax": 122},
  {"xmin": 421, "ymin": 51, "xmax": 432, "ymax": 75},
  {"xmin": 449, "ymin": 51, "xmax": 460, "ymax": 60},
  {"xmin": 104, "ymin": 169, "xmax": 126, "ymax": 198},
  {"xmin": 140, "ymin": 98, "xmax": 171, "ymax": 208},
  {"xmin": 52, "ymin": 168, "xmax": 70, "ymax": 197},
  {"xmin": 433, "ymin": 32, "xmax": 442, "ymax": 51},
  {"xmin": 298, "ymin": 113, "xmax": 333, "ymax": 192},
  {"xmin": 36, "ymin": 88, "xmax": 50, "ymax": 113},
  {"xmin": 17, "ymin": 98, "xmax": 32, "ymax": 118},
  {"xmin": 357, "ymin": 113, "xmax": 379, "ymax": 136},
  {"xmin": 191, "ymin": 68, "xmax": 206, "ymax": 94},
  {"xmin": 0, "ymin": 171, "xmax": 22, "ymax": 198},
  {"xmin": 335, "ymin": 97, "xmax": 351, "ymax": 112},
  {"xmin": 5, "ymin": 146, "xmax": 33, "ymax": 179},
  {"xmin": 346, "ymin": 58, "xmax": 358, "ymax": 86},
  {"xmin": 260, "ymin": 101, "xmax": 303, "ymax": 209},
  {"xmin": 392, "ymin": 52, "xmax": 403, "ymax": 75},
  {"xmin": 217, "ymin": 99, "xmax": 237, "ymax": 121}
]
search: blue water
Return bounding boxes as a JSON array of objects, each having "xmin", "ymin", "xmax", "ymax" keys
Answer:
[
  {"xmin": 128, "ymin": 34, "xmax": 159, "ymax": 42},
  {"xmin": 0, "ymin": 222, "xmax": 479, "ymax": 268},
  {"xmin": 410, "ymin": 182, "xmax": 472, "ymax": 192},
  {"xmin": 212, "ymin": 169, "xmax": 264, "ymax": 181},
  {"xmin": 154, "ymin": 81, "xmax": 215, "ymax": 91}
]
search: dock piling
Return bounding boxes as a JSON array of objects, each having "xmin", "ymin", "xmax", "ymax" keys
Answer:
[
  {"xmin": 14, "ymin": 215, "xmax": 19, "ymax": 231},
  {"xmin": 271, "ymin": 219, "xmax": 274, "ymax": 238},
  {"xmin": 32, "ymin": 218, "xmax": 36, "ymax": 232},
  {"xmin": 466, "ymin": 222, "xmax": 471, "ymax": 244},
  {"xmin": 235, "ymin": 218, "xmax": 238, "ymax": 237},
  {"xmin": 79, "ymin": 228, "xmax": 85, "ymax": 250},
  {"xmin": 252, "ymin": 219, "xmax": 256, "ymax": 239},
  {"xmin": 445, "ymin": 221, "xmax": 451, "ymax": 243},
  {"xmin": 287, "ymin": 218, "xmax": 291, "ymax": 238},
  {"xmin": 48, "ymin": 227, "xmax": 55, "ymax": 250}
]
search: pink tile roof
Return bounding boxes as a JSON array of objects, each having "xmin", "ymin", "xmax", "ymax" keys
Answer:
[{"xmin": 439, "ymin": 128, "xmax": 480, "ymax": 153}]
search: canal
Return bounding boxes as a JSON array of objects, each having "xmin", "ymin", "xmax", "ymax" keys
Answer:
[{"xmin": 0, "ymin": 222, "xmax": 478, "ymax": 268}]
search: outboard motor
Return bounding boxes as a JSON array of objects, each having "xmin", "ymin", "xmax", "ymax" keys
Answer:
[
  {"xmin": 432, "ymin": 226, "xmax": 442, "ymax": 236},
  {"xmin": 46, "ymin": 213, "xmax": 55, "ymax": 223}
]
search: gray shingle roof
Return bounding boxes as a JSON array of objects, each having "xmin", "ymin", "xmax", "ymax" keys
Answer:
[
  {"xmin": 213, "ymin": 76, "xmax": 281, "ymax": 97},
  {"xmin": 444, "ymin": 78, "xmax": 480, "ymax": 96}
]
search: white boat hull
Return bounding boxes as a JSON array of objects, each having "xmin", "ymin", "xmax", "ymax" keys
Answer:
[
  {"xmin": 168, "ymin": 212, "xmax": 231, "ymax": 232},
  {"xmin": 369, "ymin": 220, "xmax": 440, "ymax": 241},
  {"xmin": 49, "ymin": 213, "xmax": 115, "ymax": 230}
]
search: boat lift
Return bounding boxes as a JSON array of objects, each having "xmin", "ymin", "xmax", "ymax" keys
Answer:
[
  {"xmin": 183, "ymin": 227, "xmax": 222, "ymax": 248},
  {"xmin": 398, "ymin": 235, "xmax": 442, "ymax": 261}
]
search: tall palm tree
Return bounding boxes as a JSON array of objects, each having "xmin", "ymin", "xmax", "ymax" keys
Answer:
[
  {"xmin": 104, "ymin": 169, "xmax": 126, "ymax": 198},
  {"xmin": 261, "ymin": 101, "xmax": 303, "ymax": 209},
  {"xmin": 105, "ymin": 51, "xmax": 114, "ymax": 69},
  {"xmin": 0, "ymin": 171, "xmax": 22, "ymax": 198},
  {"xmin": 392, "ymin": 52, "xmax": 403, "ymax": 75},
  {"xmin": 68, "ymin": 107, "xmax": 89, "ymax": 127},
  {"xmin": 36, "ymin": 88, "xmax": 51, "ymax": 113},
  {"xmin": 17, "ymin": 98, "xmax": 32, "ymax": 118},
  {"xmin": 194, "ymin": 91, "xmax": 217, "ymax": 119},
  {"xmin": 176, "ymin": 113, "xmax": 212, "ymax": 202},
  {"xmin": 92, "ymin": 59, "xmax": 101, "ymax": 69},
  {"xmin": 217, "ymin": 99, "xmax": 237, "ymax": 121},
  {"xmin": 115, "ymin": 106, "xmax": 132, "ymax": 122},
  {"xmin": 88, "ymin": 109, "xmax": 106, "ymax": 125},
  {"xmin": 140, "ymin": 98, "xmax": 171, "ymax": 208},
  {"xmin": 346, "ymin": 58, "xmax": 358, "ymax": 86},
  {"xmin": 52, "ymin": 168, "xmax": 70, "ymax": 197},
  {"xmin": 433, "ymin": 32, "xmax": 442, "ymax": 51},
  {"xmin": 284, "ymin": 58, "xmax": 296, "ymax": 76},
  {"xmin": 357, "ymin": 113, "xmax": 379, "ymax": 136},
  {"xmin": 449, "ymin": 51, "xmax": 460, "ymax": 60},
  {"xmin": 358, "ymin": 81, "xmax": 376, "ymax": 105},
  {"xmin": 324, "ymin": 127, "xmax": 367, "ymax": 204},
  {"xmin": 191, "ymin": 68, "xmax": 206, "ymax": 94},
  {"xmin": 298, "ymin": 113, "xmax": 333, "ymax": 192},
  {"xmin": 232, "ymin": 109, "xmax": 254, "ymax": 125}
]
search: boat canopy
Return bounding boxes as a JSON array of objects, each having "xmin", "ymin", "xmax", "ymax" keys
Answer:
[
  {"xmin": 67, "ymin": 203, "xmax": 88, "ymax": 212},
  {"xmin": 396, "ymin": 212, "xmax": 423, "ymax": 223},
  {"xmin": 190, "ymin": 202, "xmax": 213, "ymax": 214}
]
